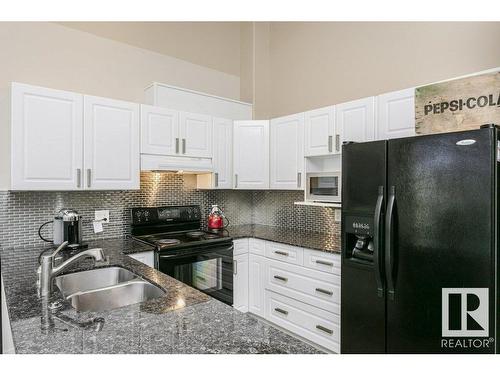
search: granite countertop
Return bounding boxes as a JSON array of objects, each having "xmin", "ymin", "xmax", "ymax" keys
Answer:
[
  {"xmin": 223, "ymin": 224, "xmax": 340, "ymax": 253},
  {"xmin": 1, "ymin": 238, "xmax": 323, "ymax": 354}
]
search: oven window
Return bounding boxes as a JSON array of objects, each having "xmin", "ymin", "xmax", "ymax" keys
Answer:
[
  {"xmin": 192, "ymin": 258, "xmax": 222, "ymax": 291},
  {"xmin": 310, "ymin": 176, "xmax": 339, "ymax": 196}
]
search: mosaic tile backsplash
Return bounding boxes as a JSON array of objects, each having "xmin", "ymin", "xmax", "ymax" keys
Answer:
[{"xmin": 0, "ymin": 172, "xmax": 339, "ymax": 249}]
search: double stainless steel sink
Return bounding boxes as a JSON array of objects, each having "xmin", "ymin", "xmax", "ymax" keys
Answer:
[{"xmin": 54, "ymin": 267, "xmax": 165, "ymax": 312}]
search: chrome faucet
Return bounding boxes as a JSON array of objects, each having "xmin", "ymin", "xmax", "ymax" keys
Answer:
[{"xmin": 38, "ymin": 241, "xmax": 107, "ymax": 297}]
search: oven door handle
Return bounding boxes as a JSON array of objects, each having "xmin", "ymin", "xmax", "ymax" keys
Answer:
[{"xmin": 158, "ymin": 244, "xmax": 234, "ymax": 259}]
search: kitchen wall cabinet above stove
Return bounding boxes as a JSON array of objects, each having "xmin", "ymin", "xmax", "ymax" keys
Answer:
[
  {"xmin": 270, "ymin": 113, "xmax": 305, "ymax": 190},
  {"xmin": 233, "ymin": 120, "xmax": 270, "ymax": 190},
  {"xmin": 7, "ymin": 83, "xmax": 140, "ymax": 191},
  {"xmin": 144, "ymin": 82, "xmax": 252, "ymax": 121},
  {"xmin": 140, "ymin": 105, "xmax": 212, "ymax": 159}
]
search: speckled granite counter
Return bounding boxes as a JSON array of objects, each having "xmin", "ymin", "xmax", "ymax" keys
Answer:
[
  {"xmin": 224, "ymin": 224, "xmax": 340, "ymax": 253},
  {"xmin": 1, "ymin": 238, "xmax": 323, "ymax": 354}
]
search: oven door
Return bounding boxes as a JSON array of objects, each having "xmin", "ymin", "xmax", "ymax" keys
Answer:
[{"xmin": 156, "ymin": 242, "xmax": 234, "ymax": 305}]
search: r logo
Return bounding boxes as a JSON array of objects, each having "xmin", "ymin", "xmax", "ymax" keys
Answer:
[{"xmin": 442, "ymin": 288, "xmax": 489, "ymax": 337}]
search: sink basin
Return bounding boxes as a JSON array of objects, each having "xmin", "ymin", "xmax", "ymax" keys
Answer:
[
  {"xmin": 66, "ymin": 280, "xmax": 165, "ymax": 312},
  {"xmin": 54, "ymin": 267, "xmax": 166, "ymax": 312},
  {"xmin": 55, "ymin": 267, "xmax": 138, "ymax": 298}
]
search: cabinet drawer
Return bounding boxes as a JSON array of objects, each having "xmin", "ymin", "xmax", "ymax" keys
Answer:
[
  {"xmin": 265, "ymin": 290, "xmax": 340, "ymax": 353},
  {"xmin": 265, "ymin": 241, "xmax": 303, "ymax": 265},
  {"xmin": 249, "ymin": 238, "xmax": 266, "ymax": 256},
  {"xmin": 265, "ymin": 259, "xmax": 340, "ymax": 314},
  {"xmin": 303, "ymin": 249, "xmax": 341, "ymax": 275},
  {"xmin": 233, "ymin": 238, "xmax": 249, "ymax": 256}
]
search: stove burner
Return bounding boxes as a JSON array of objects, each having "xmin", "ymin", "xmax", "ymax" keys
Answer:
[
  {"xmin": 186, "ymin": 231, "xmax": 206, "ymax": 238},
  {"xmin": 156, "ymin": 238, "xmax": 181, "ymax": 246},
  {"xmin": 203, "ymin": 234, "xmax": 220, "ymax": 239}
]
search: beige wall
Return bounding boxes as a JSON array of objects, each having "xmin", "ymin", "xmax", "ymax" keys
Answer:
[
  {"xmin": 57, "ymin": 22, "xmax": 241, "ymax": 77},
  {"xmin": 0, "ymin": 22, "xmax": 240, "ymax": 103},
  {"xmin": 254, "ymin": 22, "xmax": 500, "ymax": 118}
]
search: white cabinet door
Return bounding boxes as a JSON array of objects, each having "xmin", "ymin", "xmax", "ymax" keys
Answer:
[
  {"xmin": 377, "ymin": 88, "xmax": 415, "ymax": 140},
  {"xmin": 127, "ymin": 251, "xmax": 155, "ymax": 268},
  {"xmin": 304, "ymin": 106, "xmax": 336, "ymax": 156},
  {"xmin": 84, "ymin": 95, "xmax": 140, "ymax": 190},
  {"xmin": 179, "ymin": 112, "xmax": 212, "ymax": 158},
  {"xmin": 140, "ymin": 105, "xmax": 180, "ymax": 156},
  {"xmin": 233, "ymin": 120, "xmax": 270, "ymax": 189},
  {"xmin": 270, "ymin": 113, "xmax": 305, "ymax": 190},
  {"xmin": 248, "ymin": 254, "xmax": 267, "ymax": 317},
  {"xmin": 212, "ymin": 117, "xmax": 233, "ymax": 189},
  {"xmin": 233, "ymin": 253, "xmax": 249, "ymax": 312},
  {"xmin": 11, "ymin": 83, "xmax": 83, "ymax": 190},
  {"xmin": 336, "ymin": 97, "xmax": 375, "ymax": 146}
]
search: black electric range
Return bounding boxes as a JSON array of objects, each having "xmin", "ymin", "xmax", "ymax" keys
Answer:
[{"xmin": 129, "ymin": 205, "xmax": 234, "ymax": 306}]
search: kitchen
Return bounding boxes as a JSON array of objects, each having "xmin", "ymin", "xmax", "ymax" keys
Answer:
[{"xmin": 1, "ymin": 12, "xmax": 500, "ymax": 370}]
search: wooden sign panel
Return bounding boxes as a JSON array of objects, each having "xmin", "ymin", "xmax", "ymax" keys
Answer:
[{"xmin": 415, "ymin": 71, "xmax": 500, "ymax": 134}]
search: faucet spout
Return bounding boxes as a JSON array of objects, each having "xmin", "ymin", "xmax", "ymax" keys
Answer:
[{"xmin": 38, "ymin": 246, "xmax": 107, "ymax": 297}]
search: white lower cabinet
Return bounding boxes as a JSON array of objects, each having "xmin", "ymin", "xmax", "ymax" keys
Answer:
[
  {"xmin": 127, "ymin": 251, "xmax": 155, "ymax": 268},
  {"xmin": 2, "ymin": 276, "xmax": 15, "ymax": 354},
  {"xmin": 248, "ymin": 254, "xmax": 266, "ymax": 317},
  {"xmin": 265, "ymin": 290, "xmax": 340, "ymax": 353},
  {"xmin": 235, "ymin": 238, "xmax": 341, "ymax": 352},
  {"xmin": 233, "ymin": 253, "xmax": 249, "ymax": 312}
]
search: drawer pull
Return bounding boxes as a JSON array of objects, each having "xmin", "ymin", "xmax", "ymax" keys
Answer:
[
  {"xmin": 274, "ymin": 307, "xmax": 289, "ymax": 316},
  {"xmin": 275, "ymin": 251, "xmax": 289, "ymax": 257},
  {"xmin": 315, "ymin": 287, "xmax": 333, "ymax": 296},
  {"xmin": 315, "ymin": 260, "xmax": 333, "ymax": 267},
  {"xmin": 316, "ymin": 325, "xmax": 333, "ymax": 335},
  {"xmin": 273, "ymin": 275, "xmax": 288, "ymax": 282}
]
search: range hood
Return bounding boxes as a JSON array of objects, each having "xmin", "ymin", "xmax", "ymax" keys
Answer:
[{"xmin": 141, "ymin": 154, "xmax": 213, "ymax": 174}]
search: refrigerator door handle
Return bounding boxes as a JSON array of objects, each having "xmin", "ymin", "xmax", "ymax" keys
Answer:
[
  {"xmin": 385, "ymin": 186, "xmax": 396, "ymax": 300},
  {"xmin": 373, "ymin": 185, "xmax": 385, "ymax": 298}
]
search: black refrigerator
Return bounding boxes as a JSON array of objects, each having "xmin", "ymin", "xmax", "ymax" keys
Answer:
[{"xmin": 341, "ymin": 125, "xmax": 499, "ymax": 354}]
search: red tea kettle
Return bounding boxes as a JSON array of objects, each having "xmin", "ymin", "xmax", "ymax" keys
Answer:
[{"xmin": 207, "ymin": 205, "xmax": 229, "ymax": 230}]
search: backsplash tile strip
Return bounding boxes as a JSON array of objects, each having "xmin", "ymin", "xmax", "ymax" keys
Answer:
[{"xmin": 0, "ymin": 172, "xmax": 338, "ymax": 250}]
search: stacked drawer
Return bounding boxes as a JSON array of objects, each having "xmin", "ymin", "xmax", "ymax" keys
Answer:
[{"xmin": 246, "ymin": 238, "xmax": 341, "ymax": 353}]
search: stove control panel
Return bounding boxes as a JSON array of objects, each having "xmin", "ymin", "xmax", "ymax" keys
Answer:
[{"xmin": 131, "ymin": 205, "xmax": 201, "ymax": 225}]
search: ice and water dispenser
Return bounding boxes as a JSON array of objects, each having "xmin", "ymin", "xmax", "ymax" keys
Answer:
[{"xmin": 344, "ymin": 215, "xmax": 375, "ymax": 262}]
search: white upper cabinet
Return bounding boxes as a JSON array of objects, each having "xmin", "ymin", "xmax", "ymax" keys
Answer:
[
  {"xmin": 140, "ymin": 105, "xmax": 180, "ymax": 156},
  {"xmin": 304, "ymin": 106, "xmax": 336, "ymax": 156},
  {"xmin": 336, "ymin": 97, "xmax": 376, "ymax": 146},
  {"xmin": 233, "ymin": 120, "xmax": 270, "ymax": 190},
  {"xmin": 84, "ymin": 95, "xmax": 140, "ymax": 190},
  {"xmin": 377, "ymin": 88, "xmax": 415, "ymax": 140},
  {"xmin": 179, "ymin": 112, "xmax": 212, "ymax": 158},
  {"xmin": 212, "ymin": 117, "xmax": 233, "ymax": 189},
  {"xmin": 270, "ymin": 113, "xmax": 305, "ymax": 190},
  {"xmin": 11, "ymin": 83, "xmax": 84, "ymax": 191}
]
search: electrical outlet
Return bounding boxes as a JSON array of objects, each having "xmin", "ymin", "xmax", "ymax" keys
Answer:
[
  {"xmin": 334, "ymin": 209, "xmax": 341, "ymax": 222},
  {"xmin": 95, "ymin": 210, "xmax": 110, "ymax": 223}
]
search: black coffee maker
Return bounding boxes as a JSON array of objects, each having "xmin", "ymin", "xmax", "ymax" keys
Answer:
[{"xmin": 38, "ymin": 209, "xmax": 87, "ymax": 249}]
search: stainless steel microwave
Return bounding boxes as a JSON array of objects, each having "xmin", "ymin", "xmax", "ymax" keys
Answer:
[{"xmin": 306, "ymin": 172, "xmax": 341, "ymax": 203}]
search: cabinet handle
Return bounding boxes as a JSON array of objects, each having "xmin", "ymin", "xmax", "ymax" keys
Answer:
[
  {"xmin": 274, "ymin": 251, "xmax": 289, "ymax": 257},
  {"xmin": 297, "ymin": 172, "xmax": 301, "ymax": 188},
  {"xmin": 76, "ymin": 169, "xmax": 81, "ymax": 188},
  {"xmin": 233, "ymin": 259, "xmax": 237, "ymax": 275},
  {"xmin": 315, "ymin": 259, "xmax": 333, "ymax": 267},
  {"xmin": 274, "ymin": 307, "xmax": 289, "ymax": 316},
  {"xmin": 273, "ymin": 275, "xmax": 288, "ymax": 282},
  {"xmin": 328, "ymin": 135, "xmax": 333, "ymax": 152},
  {"xmin": 316, "ymin": 325, "xmax": 333, "ymax": 335},
  {"xmin": 175, "ymin": 138, "xmax": 179, "ymax": 153},
  {"xmin": 234, "ymin": 174, "xmax": 238, "ymax": 188},
  {"xmin": 87, "ymin": 169, "xmax": 91, "ymax": 188},
  {"xmin": 182, "ymin": 138, "xmax": 186, "ymax": 154},
  {"xmin": 315, "ymin": 287, "xmax": 333, "ymax": 296},
  {"xmin": 335, "ymin": 134, "xmax": 340, "ymax": 152},
  {"xmin": 215, "ymin": 172, "xmax": 219, "ymax": 188}
]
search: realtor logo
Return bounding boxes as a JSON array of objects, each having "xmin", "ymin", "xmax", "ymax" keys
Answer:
[{"xmin": 442, "ymin": 288, "xmax": 489, "ymax": 337}]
